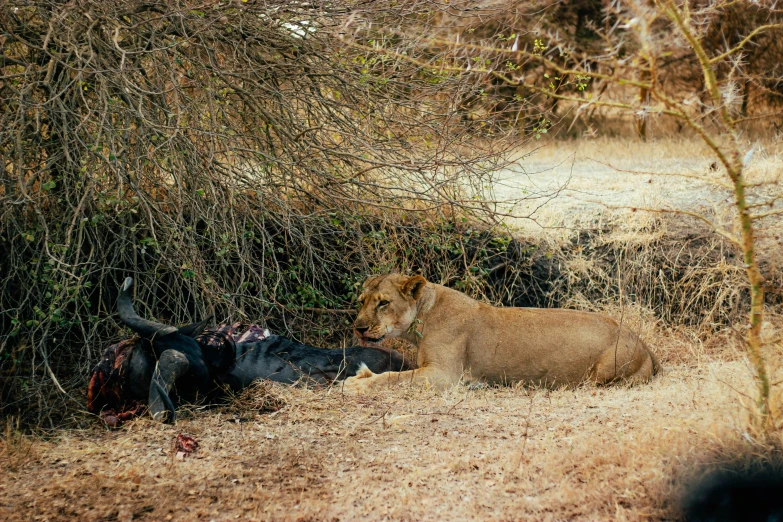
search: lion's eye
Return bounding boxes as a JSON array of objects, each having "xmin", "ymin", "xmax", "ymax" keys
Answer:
[{"xmin": 377, "ymin": 300, "xmax": 390, "ymax": 308}]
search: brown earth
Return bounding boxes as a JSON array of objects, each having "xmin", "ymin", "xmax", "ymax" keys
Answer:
[{"xmin": 0, "ymin": 329, "xmax": 757, "ymax": 521}]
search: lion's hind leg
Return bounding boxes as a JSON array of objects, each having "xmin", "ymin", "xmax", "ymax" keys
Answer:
[{"xmin": 591, "ymin": 337, "xmax": 657, "ymax": 386}]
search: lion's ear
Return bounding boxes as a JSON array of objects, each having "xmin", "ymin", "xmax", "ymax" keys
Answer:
[{"xmin": 401, "ymin": 275, "xmax": 427, "ymax": 300}]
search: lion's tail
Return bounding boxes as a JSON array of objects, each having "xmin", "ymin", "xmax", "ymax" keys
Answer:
[{"xmin": 651, "ymin": 352, "xmax": 661, "ymax": 375}]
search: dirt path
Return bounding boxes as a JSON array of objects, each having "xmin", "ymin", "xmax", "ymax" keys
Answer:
[{"xmin": 491, "ymin": 137, "xmax": 782, "ymax": 236}]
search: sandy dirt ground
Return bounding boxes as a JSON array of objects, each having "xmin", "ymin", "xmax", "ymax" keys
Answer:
[
  {"xmin": 491, "ymin": 136, "xmax": 783, "ymax": 237},
  {"xmin": 1, "ymin": 137, "xmax": 780, "ymax": 521},
  {"xmin": 0, "ymin": 354, "xmax": 754, "ymax": 521}
]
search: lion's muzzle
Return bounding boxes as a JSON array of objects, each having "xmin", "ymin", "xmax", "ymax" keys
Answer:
[{"xmin": 354, "ymin": 326, "xmax": 385, "ymax": 346}]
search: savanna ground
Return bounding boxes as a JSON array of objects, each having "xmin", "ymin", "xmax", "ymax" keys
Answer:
[{"xmin": 1, "ymin": 136, "xmax": 782, "ymax": 521}]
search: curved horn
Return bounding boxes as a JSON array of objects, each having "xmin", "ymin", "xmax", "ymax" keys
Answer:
[{"xmin": 117, "ymin": 277, "xmax": 177, "ymax": 338}]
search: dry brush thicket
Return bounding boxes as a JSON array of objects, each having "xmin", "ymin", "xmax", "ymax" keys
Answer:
[
  {"xmin": 0, "ymin": 0, "xmax": 532, "ymax": 427},
  {"xmin": 388, "ymin": 0, "xmax": 783, "ymax": 137}
]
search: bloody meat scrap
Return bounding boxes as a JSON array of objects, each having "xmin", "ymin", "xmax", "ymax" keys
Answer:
[{"xmin": 174, "ymin": 433, "xmax": 199, "ymax": 459}]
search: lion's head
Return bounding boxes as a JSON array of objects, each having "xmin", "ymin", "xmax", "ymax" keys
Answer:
[{"xmin": 353, "ymin": 274, "xmax": 427, "ymax": 346}]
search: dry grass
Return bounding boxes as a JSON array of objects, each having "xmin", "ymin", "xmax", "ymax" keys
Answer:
[{"xmin": 0, "ymin": 327, "xmax": 766, "ymax": 521}]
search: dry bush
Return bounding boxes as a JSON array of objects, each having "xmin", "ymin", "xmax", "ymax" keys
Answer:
[
  {"xmin": 550, "ymin": 218, "xmax": 749, "ymax": 329},
  {"xmin": 400, "ymin": 0, "xmax": 783, "ymax": 135},
  {"xmin": 0, "ymin": 0, "xmax": 542, "ymax": 428}
]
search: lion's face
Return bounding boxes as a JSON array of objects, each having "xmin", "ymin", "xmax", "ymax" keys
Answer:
[{"xmin": 353, "ymin": 274, "xmax": 427, "ymax": 346}]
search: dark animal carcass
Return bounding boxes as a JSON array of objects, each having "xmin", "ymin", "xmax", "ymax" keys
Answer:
[{"xmin": 87, "ymin": 277, "xmax": 415, "ymax": 426}]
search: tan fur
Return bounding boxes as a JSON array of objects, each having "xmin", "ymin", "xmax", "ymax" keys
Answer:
[{"xmin": 344, "ymin": 274, "xmax": 659, "ymax": 394}]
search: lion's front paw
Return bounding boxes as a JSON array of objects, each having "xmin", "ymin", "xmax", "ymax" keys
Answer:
[
  {"xmin": 353, "ymin": 363, "xmax": 374, "ymax": 379},
  {"xmin": 342, "ymin": 364, "xmax": 376, "ymax": 395}
]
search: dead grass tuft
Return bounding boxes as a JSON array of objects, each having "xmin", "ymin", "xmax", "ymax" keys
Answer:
[
  {"xmin": 0, "ymin": 419, "xmax": 40, "ymax": 473},
  {"xmin": 222, "ymin": 381, "xmax": 291, "ymax": 420}
]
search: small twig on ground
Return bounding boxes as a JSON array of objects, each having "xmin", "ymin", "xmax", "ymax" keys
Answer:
[{"xmin": 368, "ymin": 406, "xmax": 392, "ymax": 426}]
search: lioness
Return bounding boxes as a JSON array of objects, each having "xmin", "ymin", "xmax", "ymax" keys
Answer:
[{"xmin": 342, "ymin": 273, "xmax": 658, "ymax": 394}]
